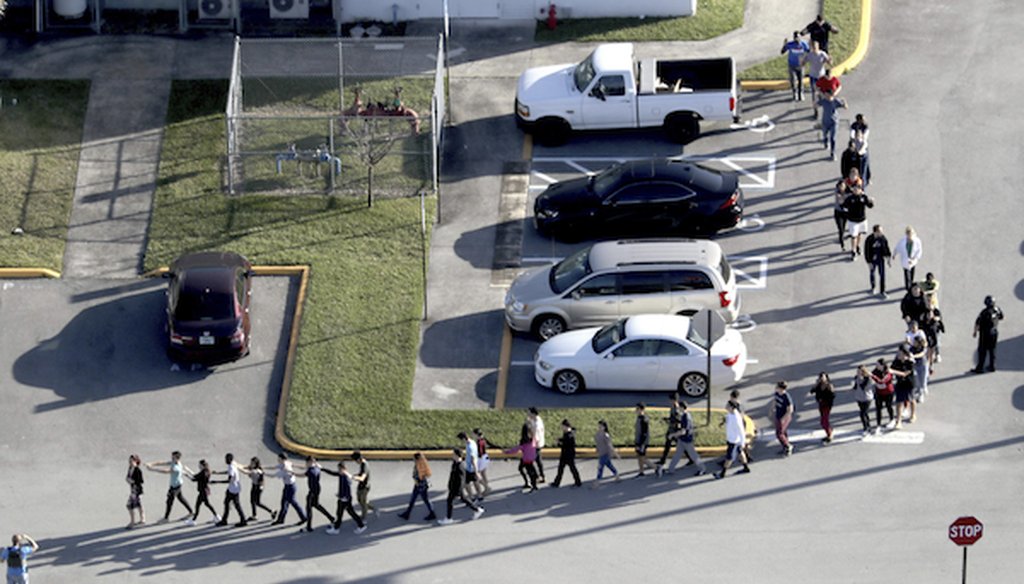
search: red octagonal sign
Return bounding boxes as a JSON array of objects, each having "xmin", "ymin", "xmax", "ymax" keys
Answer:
[{"xmin": 949, "ymin": 516, "xmax": 984, "ymax": 546}]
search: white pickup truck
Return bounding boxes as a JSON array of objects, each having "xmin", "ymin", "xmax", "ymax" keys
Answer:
[{"xmin": 515, "ymin": 43, "xmax": 739, "ymax": 145}]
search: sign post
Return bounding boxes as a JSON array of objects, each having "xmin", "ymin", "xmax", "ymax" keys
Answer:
[
  {"xmin": 691, "ymin": 309, "xmax": 726, "ymax": 423},
  {"xmin": 948, "ymin": 516, "xmax": 983, "ymax": 584}
]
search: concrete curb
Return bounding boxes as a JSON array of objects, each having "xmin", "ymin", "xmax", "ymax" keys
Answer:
[{"xmin": 739, "ymin": 0, "xmax": 872, "ymax": 91}]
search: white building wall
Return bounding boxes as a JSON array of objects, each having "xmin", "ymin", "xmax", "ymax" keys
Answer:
[{"xmin": 338, "ymin": 0, "xmax": 695, "ymax": 23}]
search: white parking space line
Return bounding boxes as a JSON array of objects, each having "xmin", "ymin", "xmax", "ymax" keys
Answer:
[
  {"xmin": 531, "ymin": 171, "xmax": 559, "ymax": 185},
  {"xmin": 759, "ymin": 428, "xmax": 925, "ymax": 445},
  {"xmin": 728, "ymin": 255, "xmax": 768, "ymax": 289},
  {"xmin": 524, "ymin": 254, "xmax": 565, "ymax": 264},
  {"xmin": 530, "ymin": 156, "xmax": 776, "ymax": 189},
  {"xmin": 565, "ymin": 160, "xmax": 597, "ymax": 175}
]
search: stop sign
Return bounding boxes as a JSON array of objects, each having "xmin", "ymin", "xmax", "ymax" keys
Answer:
[{"xmin": 949, "ymin": 516, "xmax": 984, "ymax": 546}]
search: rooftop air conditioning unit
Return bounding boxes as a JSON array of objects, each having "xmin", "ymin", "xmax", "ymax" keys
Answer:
[
  {"xmin": 269, "ymin": 0, "xmax": 310, "ymax": 19},
  {"xmin": 199, "ymin": 0, "xmax": 232, "ymax": 19}
]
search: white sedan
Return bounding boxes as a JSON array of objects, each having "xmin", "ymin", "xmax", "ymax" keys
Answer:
[{"xmin": 534, "ymin": 314, "xmax": 747, "ymax": 397}]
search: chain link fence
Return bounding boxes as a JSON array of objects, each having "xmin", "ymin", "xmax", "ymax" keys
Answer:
[{"xmin": 226, "ymin": 36, "xmax": 445, "ymax": 198}]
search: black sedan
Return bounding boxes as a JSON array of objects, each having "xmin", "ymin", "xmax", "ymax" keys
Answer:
[
  {"xmin": 533, "ymin": 158, "xmax": 744, "ymax": 240},
  {"xmin": 166, "ymin": 251, "xmax": 253, "ymax": 364}
]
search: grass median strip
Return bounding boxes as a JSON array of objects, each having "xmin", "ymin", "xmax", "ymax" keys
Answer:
[
  {"xmin": 0, "ymin": 80, "xmax": 89, "ymax": 270},
  {"xmin": 148, "ymin": 79, "xmax": 730, "ymax": 451},
  {"xmin": 740, "ymin": 0, "xmax": 864, "ymax": 80},
  {"xmin": 535, "ymin": 0, "xmax": 744, "ymax": 43}
]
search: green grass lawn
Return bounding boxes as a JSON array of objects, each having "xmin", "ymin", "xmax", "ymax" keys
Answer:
[
  {"xmin": 740, "ymin": 0, "xmax": 863, "ymax": 80},
  {"xmin": 535, "ymin": 0, "xmax": 744, "ymax": 43},
  {"xmin": 0, "ymin": 80, "xmax": 89, "ymax": 270},
  {"xmin": 148, "ymin": 80, "xmax": 730, "ymax": 450}
]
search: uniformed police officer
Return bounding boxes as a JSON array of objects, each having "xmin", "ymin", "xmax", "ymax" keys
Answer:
[{"xmin": 972, "ymin": 295, "xmax": 1004, "ymax": 373}]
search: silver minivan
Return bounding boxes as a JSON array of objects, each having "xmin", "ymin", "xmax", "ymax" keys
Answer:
[{"xmin": 504, "ymin": 239, "xmax": 740, "ymax": 339}]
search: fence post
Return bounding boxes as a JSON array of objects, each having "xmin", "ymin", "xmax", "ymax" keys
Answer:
[{"xmin": 329, "ymin": 117, "xmax": 336, "ymax": 192}]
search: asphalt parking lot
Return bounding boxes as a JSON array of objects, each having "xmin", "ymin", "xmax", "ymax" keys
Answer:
[{"xmin": 0, "ymin": 274, "xmax": 296, "ymax": 492}]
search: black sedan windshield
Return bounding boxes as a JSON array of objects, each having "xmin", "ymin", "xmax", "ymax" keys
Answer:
[{"xmin": 591, "ymin": 164, "xmax": 625, "ymax": 198}]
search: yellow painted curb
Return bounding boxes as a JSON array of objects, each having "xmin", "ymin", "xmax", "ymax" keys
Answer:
[
  {"xmin": 833, "ymin": 0, "xmax": 872, "ymax": 77},
  {"xmin": 0, "ymin": 268, "xmax": 61, "ymax": 278},
  {"xmin": 739, "ymin": 0, "xmax": 872, "ymax": 90},
  {"xmin": 494, "ymin": 323, "xmax": 512, "ymax": 410}
]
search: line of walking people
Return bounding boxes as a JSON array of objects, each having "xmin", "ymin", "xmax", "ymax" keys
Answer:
[
  {"xmin": 127, "ymin": 450, "xmax": 375, "ymax": 535},
  {"xmin": 124, "ymin": 402, "xmax": 756, "ymax": 533}
]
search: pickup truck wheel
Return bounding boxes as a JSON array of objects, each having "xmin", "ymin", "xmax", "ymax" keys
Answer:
[
  {"xmin": 535, "ymin": 118, "xmax": 570, "ymax": 146},
  {"xmin": 665, "ymin": 114, "xmax": 700, "ymax": 144}
]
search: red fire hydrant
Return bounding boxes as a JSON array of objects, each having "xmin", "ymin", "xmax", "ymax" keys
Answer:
[{"xmin": 547, "ymin": 4, "xmax": 557, "ymax": 30}]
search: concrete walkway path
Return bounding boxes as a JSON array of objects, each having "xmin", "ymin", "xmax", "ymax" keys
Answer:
[{"xmin": 1, "ymin": 35, "xmax": 233, "ymax": 279}]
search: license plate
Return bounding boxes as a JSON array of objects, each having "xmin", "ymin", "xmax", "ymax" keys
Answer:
[{"xmin": 199, "ymin": 336, "xmax": 215, "ymax": 346}]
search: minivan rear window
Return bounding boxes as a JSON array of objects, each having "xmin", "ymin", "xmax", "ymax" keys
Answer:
[
  {"xmin": 550, "ymin": 247, "xmax": 592, "ymax": 294},
  {"xmin": 718, "ymin": 255, "xmax": 732, "ymax": 284}
]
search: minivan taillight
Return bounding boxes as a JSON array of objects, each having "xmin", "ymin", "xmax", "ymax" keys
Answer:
[
  {"xmin": 722, "ymin": 354, "xmax": 740, "ymax": 367},
  {"xmin": 719, "ymin": 290, "xmax": 733, "ymax": 308},
  {"xmin": 729, "ymin": 96, "xmax": 736, "ymax": 112}
]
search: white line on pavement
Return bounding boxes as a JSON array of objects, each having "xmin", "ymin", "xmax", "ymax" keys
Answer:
[{"xmin": 758, "ymin": 428, "xmax": 925, "ymax": 445}]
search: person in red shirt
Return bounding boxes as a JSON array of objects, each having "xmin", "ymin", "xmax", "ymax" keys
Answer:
[{"xmin": 816, "ymin": 69, "xmax": 842, "ymax": 98}]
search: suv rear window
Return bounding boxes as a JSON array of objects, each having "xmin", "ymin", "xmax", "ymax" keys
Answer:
[
  {"xmin": 717, "ymin": 256, "xmax": 732, "ymax": 284},
  {"xmin": 667, "ymin": 270, "xmax": 713, "ymax": 291},
  {"xmin": 620, "ymin": 272, "xmax": 665, "ymax": 295}
]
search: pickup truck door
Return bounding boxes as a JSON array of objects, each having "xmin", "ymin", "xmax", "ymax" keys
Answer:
[{"xmin": 581, "ymin": 74, "xmax": 637, "ymax": 130}]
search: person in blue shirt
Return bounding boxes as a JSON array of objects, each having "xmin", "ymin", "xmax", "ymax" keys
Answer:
[
  {"xmin": 780, "ymin": 31, "xmax": 810, "ymax": 101},
  {"xmin": 3, "ymin": 533, "xmax": 38, "ymax": 584}
]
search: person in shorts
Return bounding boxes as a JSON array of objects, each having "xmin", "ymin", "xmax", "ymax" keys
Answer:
[
  {"xmin": 890, "ymin": 346, "xmax": 916, "ymax": 429},
  {"xmin": 457, "ymin": 432, "xmax": 483, "ymax": 501},
  {"xmin": 716, "ymin": 402, "xmax": 750, "ymax": 479},
  {"xmin": 125, "ymin": 454, "xmax": 145, "ymax": 529},
  {"xmin": 841, "ymin": 180, "xmax": 874, "ymax": 261}
]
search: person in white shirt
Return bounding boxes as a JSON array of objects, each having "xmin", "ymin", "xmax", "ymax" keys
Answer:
[
  {"xmin": 528, "ymin": 407, "xmax": 547, "ymax": 484},
  {"xmin": 892, "ymin": 225, "xmax": 924, "ymax": 291},
  {"xmin": 213, "ymin": 453, "xmax": 248, "ymax": 527},
  {"xmin": 271, "ymin": 453, "xmax": 307, "ymax": 526},
  {"xmin": 716, "ymin": 402, "xmax": 750, "ymax": 479}
]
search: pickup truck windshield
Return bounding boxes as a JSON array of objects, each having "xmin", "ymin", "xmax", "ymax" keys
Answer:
[{"xmin": 573, "ymin": 54, "xmax": 596, "ymax": 93}]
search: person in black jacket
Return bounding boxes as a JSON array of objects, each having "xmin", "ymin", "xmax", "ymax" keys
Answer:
[
  {"xmin": 840, "ymin": 139, "xmax": 862, "ymax": 182},
  {"xmin": 437, "ymin": 449, "xmax": 484, "ymax": 525},
  {"xmin": 863, "ymin": 224, "xmax": 892, "ymax": 298},
  {"xmin": 972, "ymin": 295, "xmax": 1004, "ymax": 373},
  {"xmin": 840, "ymin": 187, "xmax": 874, "ymax": 261},
  {"xmin": 655, "ymin": 393, "xmax": 682, "ymax": 468},
  {"xmin": 900, "ymin": 284, "xmax": 928, "ymax": 325},
  {"xmin": 322, "ymin": 461, "xmax": 366, "ymax": 535},
  {"xmin": 550, "ymin": 419, "xmax": 582, "ymax": 488}
]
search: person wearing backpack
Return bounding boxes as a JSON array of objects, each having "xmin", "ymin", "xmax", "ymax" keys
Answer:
[{"xmin": 3, "ymin": 533, "xmax": 38, "ymax": 584}]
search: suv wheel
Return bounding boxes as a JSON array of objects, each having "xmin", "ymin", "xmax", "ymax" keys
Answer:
[
  {"xmin": 553, "ymin": 370, "xmax": 585, "ymax": 394},
  {"xmin": 533, "ymin": 314, "xmax": 566, "ymax": 341},
  {"xmin": 678, "ymin": 372, "xmax": 708, "ymax": 398}
]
